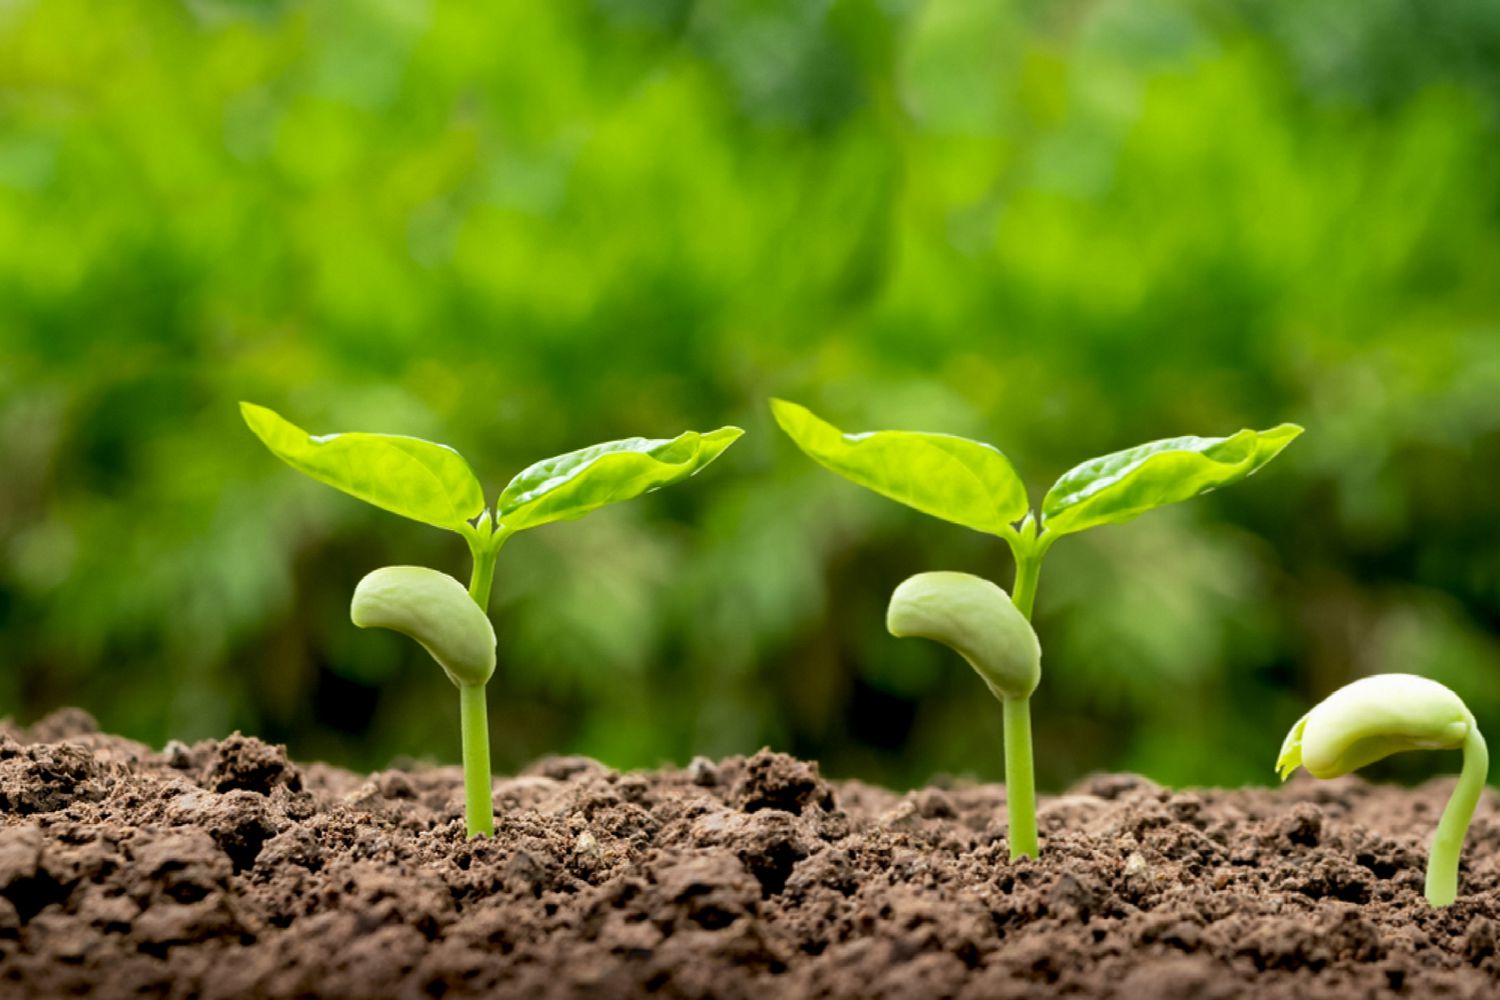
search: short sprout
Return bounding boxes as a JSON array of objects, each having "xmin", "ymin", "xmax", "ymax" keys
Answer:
[{"xmin": 1277, "ymin": 673, "xmax": 1488, "ymax": 907}]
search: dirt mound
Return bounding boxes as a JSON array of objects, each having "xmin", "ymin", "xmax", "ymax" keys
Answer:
[{"xmin": 1, "ymin": 710, "xmax": 1497, "ymax": 998}]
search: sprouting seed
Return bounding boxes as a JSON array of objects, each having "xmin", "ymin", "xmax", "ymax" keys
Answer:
[{"xmin": 1277, "ymin": 673, "xmax": 1488, "ymax": 906}]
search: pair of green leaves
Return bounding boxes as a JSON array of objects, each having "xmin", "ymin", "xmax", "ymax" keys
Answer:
[
  {"xmin": 245, "ymin": 397, "xmax": 1299, "ymax": 547},
  {"xmin": 241, "ymin": 403, "xmax": 742, "ymax": 538},
  {"xmin": 770, "ymin": 399, "xmax": 1301, "ymax": 541}
]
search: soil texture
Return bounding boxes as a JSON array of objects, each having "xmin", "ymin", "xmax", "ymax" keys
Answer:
[{"xmin": 3, "ymin": 709, "xmax": 1499, "ymax": 998}]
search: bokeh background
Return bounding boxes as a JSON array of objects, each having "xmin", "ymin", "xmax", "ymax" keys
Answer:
[{"xmin": 3, "ymin": 0, "xmax": 1499, "ymax": 792}]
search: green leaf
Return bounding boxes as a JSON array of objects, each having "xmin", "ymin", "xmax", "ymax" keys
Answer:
[
  {"xmin": 240, "ymin": 402, "xmax": 486, "ymax": 533},
  {"xmin": 1275, "ymin": 711, "xmax": 1308, "ymax": 781},
  {"xmin": 1041, "ymin": 423, "xmax": 1303, "ymax": 536},
  {"xmin": 497, "ymin": 426, "xmax": 743, "ymax": 532},
  {"xmin": 770, "ymin": 399, "xmax": 1029, "ymax": 536}
]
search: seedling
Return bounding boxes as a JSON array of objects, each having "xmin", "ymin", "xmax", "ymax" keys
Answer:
[
  {"xmin": 888, "ymin": 572, "xmax": 1041, "ymax": 855},
  {"xmin": 772, "ymin": 399, "xmax": 1301, "ymax": 858},
  {"xmin": 242, "ymin": 402, "xmax": 741, "ymax": 837},
  {"xmin": 1277, "ymin": 674, "xmax": 1489, "ymax": 907}
]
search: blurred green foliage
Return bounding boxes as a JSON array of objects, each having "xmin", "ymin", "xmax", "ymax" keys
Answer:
[{"xmin": 3, "ymin": 0, "xmax": 1499, "ymax": 791}]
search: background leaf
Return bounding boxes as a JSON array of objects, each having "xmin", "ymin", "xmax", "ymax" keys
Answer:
[
  {"xmin": 771, "ymin": 399, "xmax": 1029, "ymax": 536},
  {"xmin": 241, "ymin": 403, "xmax": 485, "ymax": 532},
  {"xmin": 498, "ymin": 427, "xmax": 743, "ymax": 532},
  {"xmin": 1042, "ymin": 424, "xmax": 1303, "ymax": 536}
]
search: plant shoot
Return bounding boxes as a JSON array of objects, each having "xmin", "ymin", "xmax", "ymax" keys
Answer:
[
  {"xmin": 1277, "ymin": 673, "xmax": 1488, "ymax": 907},
  {"xmin": 772, "ymin": 398, "xmax": 1301, "ymax": 858},
  {"xmin": 888, "ymin": 572, "xmax": 1041, "ymax": 856},
  {"xmin": 243, "ymin": 402, "xmax": 741, "ymax": 836}
]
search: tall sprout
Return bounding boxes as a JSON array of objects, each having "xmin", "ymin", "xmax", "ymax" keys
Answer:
[
  {"xmin": 773, "ymin": 398, "xmax": 1301, "ymax": 858},
  {"xmin": 243, "ymin": 402, "xmax": 740, "ymax": 836}
]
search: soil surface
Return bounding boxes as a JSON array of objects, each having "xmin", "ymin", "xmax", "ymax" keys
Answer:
[{"xmin": 3, "ymin": 711, "xmax": 1499, "ymax": 998}]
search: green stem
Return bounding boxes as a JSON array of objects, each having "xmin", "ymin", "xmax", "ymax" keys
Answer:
[
  {"xmin": 1011, "ymin": 545, "xmax": 1043, "ymax": 620},
  {"xmin": 468, "ymin": 549, "xmax": 497, "ymax": 609},
  {"xmin": 466, "ymin": 522, "xmax": 508, "ymax": 611},
  {"xmin": 1003, "ymin": 695, "xmax": 1038, "ymax": 859},
  {"xmin": 456, "ymin": 517, "xmax": 507, "ymax": 838},
  {"xmin": 1425, "ymin": 723, "xmax": 1488, "ymax": 906},
  {"xmin": 998, "ymin": 527, "xmax": 1050, "ymax": 859},
  {"xmin": 458, "ymin": 682, "xmax": 494, "ymax": 837}
]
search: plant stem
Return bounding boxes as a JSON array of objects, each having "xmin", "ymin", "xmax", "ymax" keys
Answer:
[
  {"xmin": 458, "ymin": 682, "xmax": 494, "ymax": 837},
  {"xmin": 998, "ymin": 527, "xmax": 1051, "ymax": 859},
  {"xmin": 1425, "ymin": 723, "xmax": 1488, "ymax": 906},
  {"xmin": 1003, "ymin": 695, "xmax": 1038, "ymax": 859},
  {"xmin": 456, "ymin": 517, "xmax": 507, "ymax": 838},
  {"xmin": 1011, "ymin": 546, "xmax": 1043, "ymax": 620},
  {"xmin": 469, "ymin": 549, "xmax": 497, "ymax": 608},
  {"xmin": 466, "ymin": 522, "xmax": 508, "ymax": 611}
]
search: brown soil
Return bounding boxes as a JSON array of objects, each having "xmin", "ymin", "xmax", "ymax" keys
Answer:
[{"xmin": 2, "ymin": 710, "xmax": 1499, "ymax": 998}]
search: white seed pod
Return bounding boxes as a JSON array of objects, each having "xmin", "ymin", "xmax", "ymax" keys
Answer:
[
  {"xmin": 1277, "ymin": 673, "xmax": 1472, "ymax": 780},
  {"xmin": 351, "ymin": 566, "xmax": 496, "ymax": 687},
  {"xmin": 887, "ymin": 571, "xmax": 1040, "ymax": 701}
]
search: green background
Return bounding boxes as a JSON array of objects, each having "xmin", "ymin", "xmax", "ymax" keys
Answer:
[{"xmin": 3, "ymin": 0, "xmax": 1499, "ymax": 791}]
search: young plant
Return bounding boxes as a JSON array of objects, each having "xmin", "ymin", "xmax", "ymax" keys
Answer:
[
  {"xmin": 242, "ymin": 402, "xmax": 741, "ymax": 837},
  {"xmin": 1276, "ymin": 673, "xmax": 1489, "ymax": 907},
  {"xmin": 772, "ymin": 398, "xmax": 1301, "ymax": 858},
  {"xmin": 888, "ymin": 572, "xmax": 1041, "ymax": 855}
]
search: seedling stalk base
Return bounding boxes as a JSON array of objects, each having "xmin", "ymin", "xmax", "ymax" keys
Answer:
[
  {"xmin": 1004, "ymin": 696, "xmax": 1039, "ymax": 859},
  {"xmin": 459, "ymin": 683, "xmax": 494, "ymax": 838},
  {"xmin": 1426, "ymin": 726, "xmax": 1488, "ymax": 906},
  {"xmin": 1003, "ymin": 537, "xmax": 1045, "ymax": 859}
]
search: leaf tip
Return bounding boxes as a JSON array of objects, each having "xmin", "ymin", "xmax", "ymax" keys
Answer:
[
  {"xmin": 695, "ymin": 425, "xmax": 745, "ymax": 467},
  {"xmin": 768, "ymin": 397, "xmax": 802, "ymax": 427},
  {"xmin": 771, "ymin": 396, "xmax": 824, "ymax": 421},
  {"xmin": 1275, "ymin": 713, "xmax": 1308, "ymax": 782},
  {"xmin": 239, "ymin": 400, "xmax": 287, "ymax": 441},
  {"xmin": 1281, "ymin": 422, "xmax": 1306, "ymax": 440}
]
